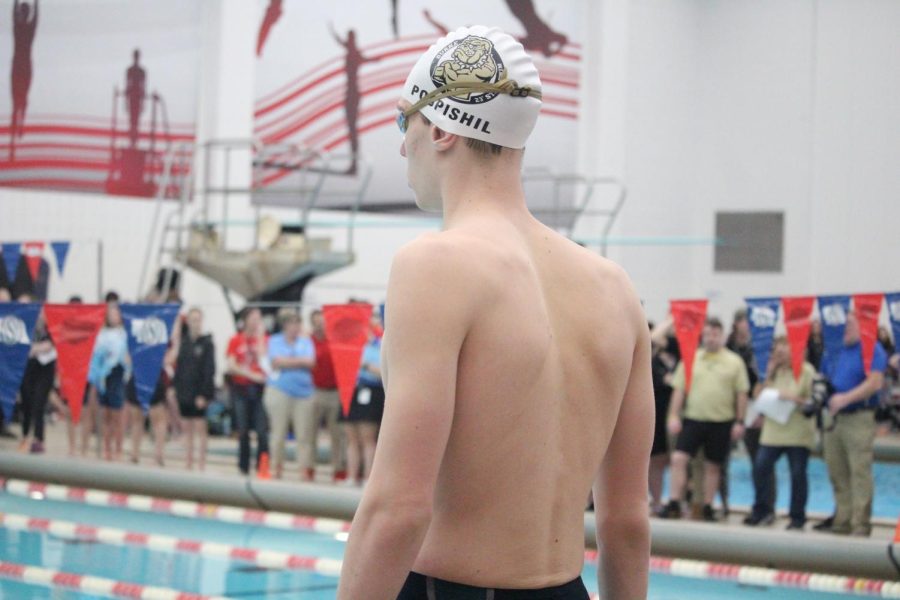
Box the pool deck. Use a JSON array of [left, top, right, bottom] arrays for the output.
[[2, 419, 897, 548]]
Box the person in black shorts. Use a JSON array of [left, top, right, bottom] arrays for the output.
[[18, 309, 55, 454], [173, 307, 215, 470], [649, 321, 678, 513], [90, 301, 131, 462], [660, 317, 750, 521], [339, 315, 384, 486]]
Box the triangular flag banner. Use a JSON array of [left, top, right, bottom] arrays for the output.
[[0, 303, 41, 421], [817, 294, 851, 376], [44, 304, 106, 424], [51, 241, 71, 276], [745, 297, 780, 378], [323, 303, 372, 417], [1, 243, 21, 282], [781, 296, 815, 380], [886, 292, 900, 360], [121, 303, 180, 413], [852, 293, 883, 375], [22, 241, 45, 283], [670, 299, 708, 393]]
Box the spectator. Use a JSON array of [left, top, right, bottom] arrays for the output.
[[173, 307, 216, 471], [124, 376, 146, 463], [649, 318, 677, 513], [659, 317, 749, 521], [310, 309, 346, 481], [18, 308, 56, 454], [339, 314, 384, 486], [0, 287, 11, 302], [226, 307, 269, 476], [807, 318, 824, 372], [726, 307, 767, 515], [816, 311, 887, 536], [88, 301, 131, 461], [877, 326, 895, 358], [743, 337, 815, 529], [263, 307, 316, 480]]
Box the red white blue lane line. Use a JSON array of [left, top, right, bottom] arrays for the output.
[[5, 479, 900, 597], [0, 559, 228, 599]]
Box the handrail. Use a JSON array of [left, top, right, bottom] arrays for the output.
[[0, 453, 895, 581]]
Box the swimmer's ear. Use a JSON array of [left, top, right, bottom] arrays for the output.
[[429, 123, 458, 153]]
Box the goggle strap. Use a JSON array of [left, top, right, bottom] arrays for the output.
[[403, 78, 542, 118]]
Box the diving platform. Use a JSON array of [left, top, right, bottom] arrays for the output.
[[138, 140, 369, 306]]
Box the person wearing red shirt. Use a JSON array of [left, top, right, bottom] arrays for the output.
[[310, 309, 346, 481], [226, 307, 269, 475]]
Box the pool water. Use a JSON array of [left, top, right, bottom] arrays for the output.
[[0, 488, 882, 599], [686, 455, 900, 517]]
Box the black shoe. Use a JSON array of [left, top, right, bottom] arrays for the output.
[[702, 504, 718, 522], [786, 520, 805, 531], [658, 500, 682, 519], [812, 516, 834, 531], [743, 512, 775, 526]]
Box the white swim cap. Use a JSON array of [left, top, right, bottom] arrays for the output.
[[401, 25, 542, 149]]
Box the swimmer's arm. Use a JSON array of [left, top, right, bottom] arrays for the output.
[[338, 240, 472, 600], [593, 317, 652, 600]]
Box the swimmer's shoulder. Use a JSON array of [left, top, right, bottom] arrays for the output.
[[550, 233, 645, 331], [388, 231, 494, 300]]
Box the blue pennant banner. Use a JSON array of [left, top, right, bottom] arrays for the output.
[[120, 304, 180, 412], [51, 241, 71, 276], [1, 243, 21, 282], [745, 297, 781, 378], [817, 294, 851, 376]]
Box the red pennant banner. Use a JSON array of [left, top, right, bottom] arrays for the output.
[[22, 241, 45, 283], [670, 299, 708, 393], [853, 293, 883, 375], [43, 304, 106, 424], [323, 303, 373, 417], [781, 296, 815, 380]]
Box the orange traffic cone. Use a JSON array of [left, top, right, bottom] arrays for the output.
[[258, 451, 271, 480], [893, 516, 900, 543]]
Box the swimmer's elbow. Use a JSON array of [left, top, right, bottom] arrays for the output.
[[595, 511, 650, 552], [364, 487, 434, 527]]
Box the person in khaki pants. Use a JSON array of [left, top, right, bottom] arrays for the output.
[[263, 308, 316, 480], [310, 309, 346, 481], [820, 311, 887, 537]]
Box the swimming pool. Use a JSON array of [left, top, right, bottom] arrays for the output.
[[1, 484, 897, 599]]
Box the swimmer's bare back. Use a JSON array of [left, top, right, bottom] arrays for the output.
[[341, 208, 652, 599]]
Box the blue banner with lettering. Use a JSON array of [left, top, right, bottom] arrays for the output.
[[817, 294, 851, 376], [0, 303, 41, 420], [886, 292, 900, 359], [121, 304, 179, 412], [745, 297, 781, 378]]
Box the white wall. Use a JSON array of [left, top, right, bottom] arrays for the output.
[[620, 0, 900, 325]]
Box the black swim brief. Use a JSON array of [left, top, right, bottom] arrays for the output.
[[396, 572, 589, 600]]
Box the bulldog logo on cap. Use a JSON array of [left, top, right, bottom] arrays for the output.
[[430, 35, 506, 104]]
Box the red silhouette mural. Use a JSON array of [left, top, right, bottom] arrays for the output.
[[329, 25, 380, 175], [9, 0, 38, 161], [125, 49, 146, 149], [422, 8, 449, 36], [504, 0, 568, 58], [256, 0, 283, 57]]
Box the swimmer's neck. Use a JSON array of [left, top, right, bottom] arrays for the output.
[[439, 152, 530, 228]]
